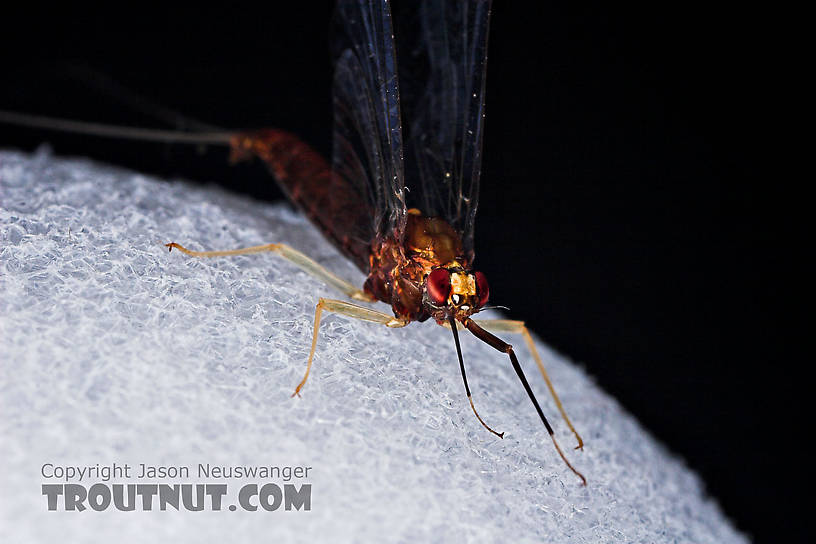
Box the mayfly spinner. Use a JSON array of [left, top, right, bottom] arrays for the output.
[[0, 0, 586, 484]]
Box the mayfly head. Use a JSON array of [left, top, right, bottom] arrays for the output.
[[423, 265, 489, 323]]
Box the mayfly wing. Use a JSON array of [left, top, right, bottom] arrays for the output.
[[331, 0, 407, 253], [398, 0, 492, 265]]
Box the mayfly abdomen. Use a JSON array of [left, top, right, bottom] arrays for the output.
[[230, 129, 372, 271]]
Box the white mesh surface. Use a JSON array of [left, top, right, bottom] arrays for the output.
[[0, 149, 746, 543]]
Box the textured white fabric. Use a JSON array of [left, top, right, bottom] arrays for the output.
[[0, 149, 746, 543]]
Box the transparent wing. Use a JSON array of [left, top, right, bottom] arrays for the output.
[[331, 0, 407, 250], [401, 0, 492, 264]]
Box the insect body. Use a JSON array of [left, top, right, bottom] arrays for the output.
[[1, 0, 587, 484], [176, 0, 588, 484]]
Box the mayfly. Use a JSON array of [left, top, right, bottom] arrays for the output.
[[0, 0, 586, 484]]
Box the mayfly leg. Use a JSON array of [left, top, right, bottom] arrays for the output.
[[165, 242, 376, 302], [473, 318, 584, 451], [462, 318, 586, 485], [447, 316, 505, 439], [294, 298, 408, 397], [165, 243, 401, 396]]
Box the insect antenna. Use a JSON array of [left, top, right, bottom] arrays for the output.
[[462, 318, 587, 485], [0, 110, 233, 146], [448, 315, 504, 439], [476, 305, 510, 312]]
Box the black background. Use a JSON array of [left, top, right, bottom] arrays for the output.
[[1, 3, 787, 541]]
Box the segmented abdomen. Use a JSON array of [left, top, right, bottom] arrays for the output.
[[230, 129, 373, 271]]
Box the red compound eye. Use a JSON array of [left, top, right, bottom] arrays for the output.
[[475, 271, 489, 308], [426, 268, 451, 305]]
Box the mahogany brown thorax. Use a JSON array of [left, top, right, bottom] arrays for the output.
[[364, 209, 488, 324]]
